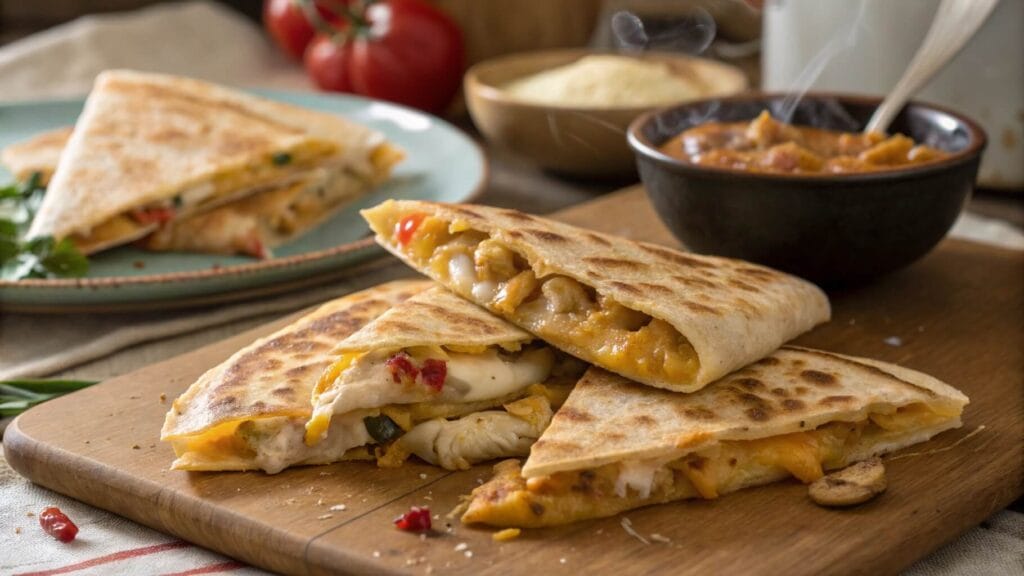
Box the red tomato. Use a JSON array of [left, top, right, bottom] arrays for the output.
[[304, 0, 464, 113], [263, 0, 340, 61], [263, 0, 316, 61]]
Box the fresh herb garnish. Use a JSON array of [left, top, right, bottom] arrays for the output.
[[272, 152, 293, 166], [0, 379, 98, 417], [0, 172, 89, 280]]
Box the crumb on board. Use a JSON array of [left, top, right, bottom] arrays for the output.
[[492, 528, 521, 542], [317, 498, 324, 506], [560, 558, 567, 564], [15, 527, 22, 534], [131, 444, 141, 450], [454, 542, 468, 552], [649, 533, 671, 544], [159, 393, 167, 403], [330, 504, 347, 512], [372, 550, 381, 558], [26, 512, 34, 517], [620, 517, 650, 545], [464, 551, 473, 559], [884, 336, 903, 347], [318, 513, 333, 520], [419, 473, 428, 480], [285, 498, 297, 505]]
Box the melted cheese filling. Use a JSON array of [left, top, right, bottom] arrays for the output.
[[305, 344, 555, 446], [461, 403, 958, 527], [380, 214, 699, 384], [71, 143, 338, 250]]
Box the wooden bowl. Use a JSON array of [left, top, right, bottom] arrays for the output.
[[464, 49, 748, 177]]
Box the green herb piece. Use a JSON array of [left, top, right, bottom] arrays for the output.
[[272, 152, 293, 166], [1, 235, 89, 280], [363, 414, 404, 444], [0, 379, 98, 417]]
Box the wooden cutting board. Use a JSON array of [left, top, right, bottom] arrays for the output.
[[6, 188, 1023, 576]]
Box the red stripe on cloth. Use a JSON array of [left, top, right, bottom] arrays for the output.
[[159, 561, 247, 576], [14, 541, 191, 576]]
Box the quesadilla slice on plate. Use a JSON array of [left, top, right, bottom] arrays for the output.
[[161, 279, 428, 474], [460, 347, 968, 527], [1, 126, 73, 184], [307, 286, 586, 470], [361, 200, 830, 393], [25, 70, 402, 256]]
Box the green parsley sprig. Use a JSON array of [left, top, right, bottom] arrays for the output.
[[0, 172, 89, 280]]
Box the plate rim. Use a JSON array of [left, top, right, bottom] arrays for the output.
[[0, 91, 488, 290]]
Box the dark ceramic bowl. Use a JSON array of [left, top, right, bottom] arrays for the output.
[[627, 93, 987, 286]]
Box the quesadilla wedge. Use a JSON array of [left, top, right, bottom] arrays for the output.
[[1, 126, 73, 184], [361, 200, 830, 393], [307, 286, 586, 470], [161, 279, 428, 474], [460, 347, 968, 527], [25, 70, 402, 255]]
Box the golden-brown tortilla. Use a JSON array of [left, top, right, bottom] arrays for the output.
[[160, 279, 429, 471], [0, 126, 73, 183], [460, 348, 968, 527], [362, 200, 830, 393], [27, 70, 398, 253]]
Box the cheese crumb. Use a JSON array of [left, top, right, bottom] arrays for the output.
[[884, 336, 903, 347], [419, 473, 428, 480], [317, 514, 333, 520], [620, 517, 650, 545], [454, 542, 469, 552], [649, 533, 672, 544], [464, 551, 473, 559], [330, 504, 347, 512], [492, 528, 521, 542], [560, 558, 567, 564], [373, 550, 381, 558]]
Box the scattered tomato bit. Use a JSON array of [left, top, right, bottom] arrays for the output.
[[39, 507, 78, 542], [492, 528, 521, 542], [386, 352, 419, 384], [420, 359, 447, 392], [394, 506, 431, 532], [396, 213, 426, 246]]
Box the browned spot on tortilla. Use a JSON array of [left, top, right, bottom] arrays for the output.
[[687, 457, 707, 471], [819, 395, 854, 405], [586, 270, 605, 280], [506, 230, 525, 240], [730, 279, 761, 292], [583, 256, 645, 270], [634, 414, 656, 426], [557, 407, 593, 422], [640, 244, 715, 268], [609, 281, 642, 295], [501, 209, 534, 221], [638, 282, 674, 295], [526, 229, 568, 243], [271, 387, 293, 398], [585, 232, 612, 246], [770, 387, 789, 397], [681, 406, 716, 420], [604, 432, 626, 441], [529, 501, 545, 516], [745, 407, 770, 421], [737, 266, 777, 280], [801, 370, 837, 387], [452, 206, 481, 218], [685, 302, 719, 315], [782, 398, 805, 411], [757, 356, 781, 367], [285, 365, 314, 379], [728, 458, 738, 467], [251, 400, 267, 411], [673, 275, 717, 289], [795, 386, 810, 396], [735, 377, 765, 391]]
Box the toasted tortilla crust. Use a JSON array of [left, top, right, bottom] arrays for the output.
[[335, 285, 533, 353], [0, 126, 72, 183], [363, 200, 831, 392], [522, 347, 968, 478], [28, 70, 389, 244], [161, 279, 430, 441]]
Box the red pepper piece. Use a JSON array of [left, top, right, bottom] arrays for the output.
[[394, 506, 431, 532], [395, 213, 426, 246], [420, 359, 447, 392], [39, 507, 78, 543], [386, 352, 419, 384], [130, 206, 176, 225]]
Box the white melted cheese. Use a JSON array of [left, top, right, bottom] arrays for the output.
[[448, 253, 476, 292], [614, 458, 663, 499], [321, 347, 554, 417], [248, 412, 372, 474]]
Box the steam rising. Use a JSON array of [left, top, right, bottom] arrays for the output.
[[612, 9, 717, 55]]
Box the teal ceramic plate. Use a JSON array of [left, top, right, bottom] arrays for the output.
[[0, 91, 486, 312]]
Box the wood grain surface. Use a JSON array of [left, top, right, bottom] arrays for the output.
[[5, 188, 1023, 575]]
